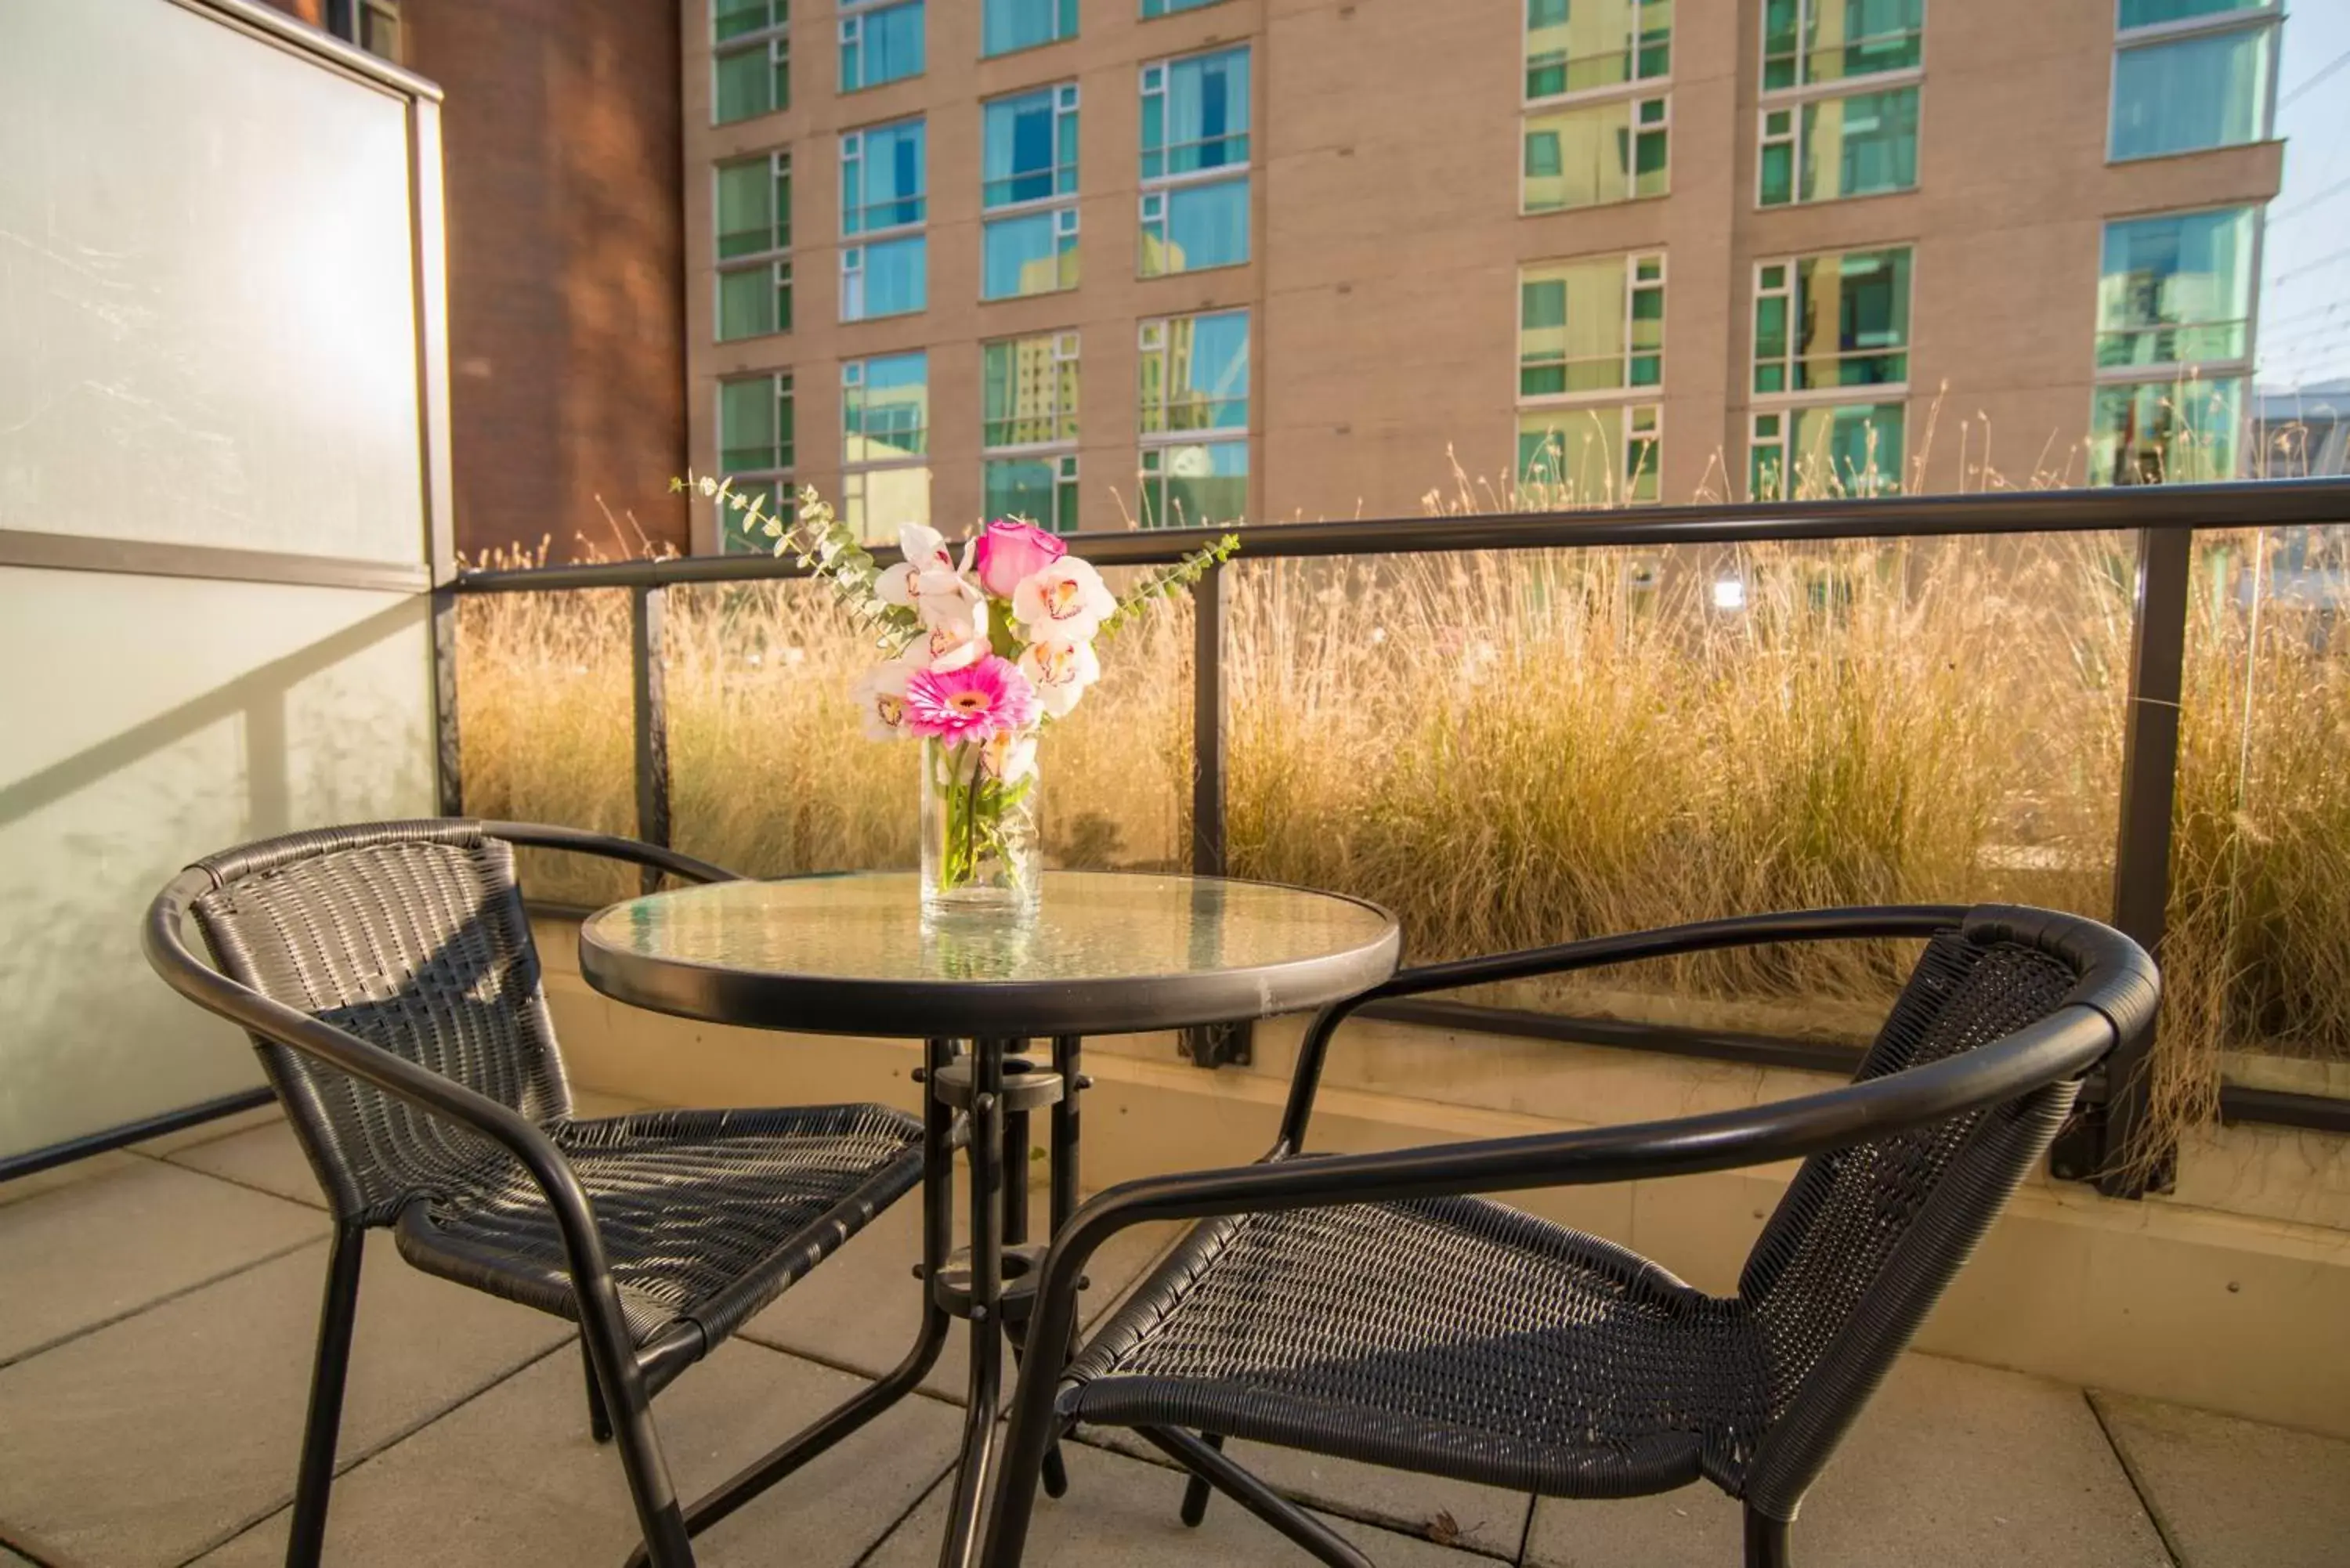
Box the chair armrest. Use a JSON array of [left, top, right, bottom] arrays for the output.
[[1274, 905, 1968, 1153], [481, 820, 741, 887], [143, 870, 624, 1319]]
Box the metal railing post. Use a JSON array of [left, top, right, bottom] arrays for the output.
[[1184, 562, 1249, 1068], [432, 586, 463, 818], [2066, 523, 2193, 1196], [631, 583, 673, 894]]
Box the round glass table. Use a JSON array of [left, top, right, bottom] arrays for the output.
[[577, 870, 1399, 1568]]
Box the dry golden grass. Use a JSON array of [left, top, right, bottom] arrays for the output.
[[455, 482, 2350, 1172]]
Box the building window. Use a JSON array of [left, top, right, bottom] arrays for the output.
[[1518, 404, 1662, 504], [840, 0, 924, 93], [2110, 0, 2276, 163], [843, 352, 929, 541], [714, 0, 790, 124], [717, 374, 794, 553], [1516, 253, 1663, 505], [1748, 404, 1908, 500], [1143, 0, 1226, 15], [715, 152, 791, 342], [983, 84, 1080, 301], [1749, 246, 1911, 498], [1139, 47, 1251, 277], [983, 333, 1081, 533], [1522, 98, 1669, 214], [1137, 311, 1249, 527], [985, 0, 1077, 57], [841, 118, 926, 321], [2091, 206, 2255, 484], [1524, 0, 1670, 99], [1519, 253, 1664, 397], [1758, 85, 1918, 206], [327, 0, 402, 61], [1520, 0, 1671, 214], [1763, 0, 1924, 89], [1757, 0, 1921, 207]]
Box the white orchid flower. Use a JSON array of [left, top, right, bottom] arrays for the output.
[[980, 729, 1038, 784], [900, 613, 990, 674], [1010, 555, 1115, 642], [852, 663, 913, 741], [879, 523, 960, 608], [1016, 638, 1101, 718], [899, 522, 952, 571]]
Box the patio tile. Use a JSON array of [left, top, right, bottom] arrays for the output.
[[740, 1190, 1180, 1403], [1, 1545, 35, 1566], [168, 1119, 327, 1209], [0, 1159, 325, 1364], [2091, 1390, 2350, 1568], [0, 1148, 146, 1210], [191, 1342, 963, 1568], [0, 1232, 569, 1568], [130, 1102, 284, 1156], [1524, 1353, 2169, 1568], [864, 1440, 1502, 1566]]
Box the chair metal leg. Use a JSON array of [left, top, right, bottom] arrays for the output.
[[591, 1330, 694, 1568], [285, 1222, 365, 1568], [585, 1336, 614, 1444], [1744, 1505, 1792, 1568], [1178, 1433, 1224, 1526], [1136, 1427, 1371, 1568]]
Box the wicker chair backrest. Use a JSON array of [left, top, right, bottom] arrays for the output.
[[187, 820, 571, 1224], [1733, 920, 2096, 1513]]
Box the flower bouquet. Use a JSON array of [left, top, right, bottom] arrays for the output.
[[679, 477, 1236, 916]]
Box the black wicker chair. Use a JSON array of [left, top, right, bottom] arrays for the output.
[[979, 905, 2158, 1568], [143, 820, 947, 1568]]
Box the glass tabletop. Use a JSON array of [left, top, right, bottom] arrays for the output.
[[577, 871, 1400, 1038]]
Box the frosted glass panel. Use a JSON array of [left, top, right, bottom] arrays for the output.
[[0, 569, 435, 1158], [0, 0, 425, 563]]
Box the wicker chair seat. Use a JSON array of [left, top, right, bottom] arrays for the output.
[[396, 1104, 925, 1348], [1061, 1194, 1770, 1500]]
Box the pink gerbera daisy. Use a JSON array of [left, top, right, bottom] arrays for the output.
[[902, 655, 1040, 744]]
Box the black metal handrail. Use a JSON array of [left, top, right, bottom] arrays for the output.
[[431, 478, 2350, 1194]]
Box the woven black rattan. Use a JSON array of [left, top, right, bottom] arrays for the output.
[[981, 905, 2159, 1568], [145, 820, 937, 1568]]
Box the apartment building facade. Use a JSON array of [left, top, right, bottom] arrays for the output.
[[682, 0, 2285, 550]]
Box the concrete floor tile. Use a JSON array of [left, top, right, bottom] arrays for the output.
[[1525, 1353, 2170, 1568], [0, 1544, 35, 1566], [130, 1103, 284, 1156], [0, 1233, 569, 1568], [0, 1160, 325, 1364], [1213, 1440, 1530, 1559], [167, 1121, 327, 1209], [2092, 1391, 2350, 1568], [739, 1192, 1179, 1403], [865, 1441, 1502, 1566], [0, 1149, 146, 1210], [190, 1342, 964, 1568]]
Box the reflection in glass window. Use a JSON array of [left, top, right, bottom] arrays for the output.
[[1752, 248, 1911, 395], [1759, 85, 1917, 205], [1517, 403, 1661, 505], [1523, 98, 1668, 212], [983, 334, 1080, 450], [718, 373, 794, 554], [840, 0, 924, 93], [1138, 310, 1249, 434], [842, 118, 927, 235], [843, 352, 930, 541], [1748, 403, 1907, 500], [715, 153, 791, 342], [984, 0, 1076, 56], [1139, 48, 1251, 276], [1762, 0, 1924, 90], [1139, 181, 1249, 277], [2110, 23, 2272, 161], [2097, 208, 2256, 370], [982, 85, 1080, 299], [841, 235, 926, 321], [1139, 442, 1248, 529], [985, 455, 1080, 533], [1524, 0, 1672, 100], [1519, 254, 1665, 397], [2089, 378, 2243, 485], [713, 0, 789, 125]]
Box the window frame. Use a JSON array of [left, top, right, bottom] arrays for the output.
[[1137, 48, 1253, 277], [2088, 198, 2261, 486], [841, 352, 932, 543], [714, 371, 795, 551], [1761, 0, 1927, 93], [1746, 401, 1912, 501], [982, 0, 1079, 59], [712, 27, 790, 125], [1515, 251, 1667, 406], [1516, 401, 1664, 505], [838, 0, 925, 94], [1755, 81, 1922, 208], [1749, 246, 1916, 400], [983, 82, 1081, 215], [2106, 0, 2279, 164], [841, 116, 927, 238], [1137, 309, 1252, 441], [982, 331, 1083, 453], [1521, 0, 1673, 109], [1519, 94, 1672, 216]]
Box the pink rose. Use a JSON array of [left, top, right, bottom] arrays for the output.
[[971, 518, 1067, 601]]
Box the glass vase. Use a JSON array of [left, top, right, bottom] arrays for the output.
[[920, 733, 1042, 917]]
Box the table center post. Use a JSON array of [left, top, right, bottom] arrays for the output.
[[938, 1035, 1010, 1568]]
